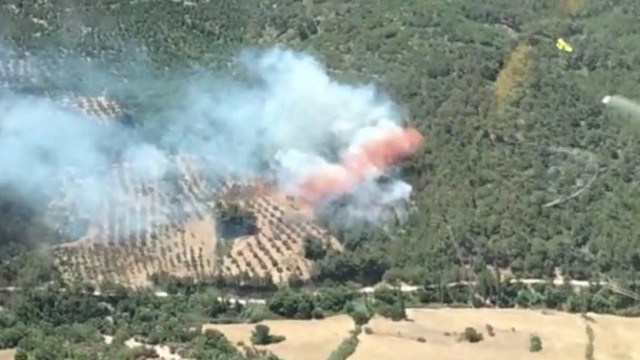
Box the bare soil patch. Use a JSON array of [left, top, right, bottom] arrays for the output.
[[0, 349, 15, 360]]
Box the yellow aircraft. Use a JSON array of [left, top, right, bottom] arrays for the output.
[[555, 38, 573, 52]]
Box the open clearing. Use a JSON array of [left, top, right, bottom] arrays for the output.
[[0, 349, 15, 360], [212, 309, 640, 360], [354, 308, 640, 360], [205, 315, 354, 360]]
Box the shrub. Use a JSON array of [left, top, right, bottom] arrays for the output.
[[327, 335, 358, 360], [459, 327, 483, 343], [389, 304, 407, 321], [14, 349, 28, 360], [363, 327, 373, 335], [529, 334, 542, 352], [303, 235, 327, 261], [585, 325, 594, 360], [416, 336, 426, 343], [250, 324, 285, 345], [312, 308, 325, 319], [485, 324, 495, 337], [349, 308, 371, 326]]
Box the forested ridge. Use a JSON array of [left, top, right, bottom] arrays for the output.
[[1, 0, 640, 358]]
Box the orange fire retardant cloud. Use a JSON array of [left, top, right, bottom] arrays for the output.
[[296, 127, 424, 205]]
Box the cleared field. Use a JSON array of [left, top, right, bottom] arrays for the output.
[[354, 308, 639, 360], [205, 315, 354, 360], [211, 309, 640, 360], [0, 349, 15, 360]]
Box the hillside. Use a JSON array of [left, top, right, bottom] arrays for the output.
[[53, 169, 342, 286], [1, 0, 640, 290], [2, 0, 640, 359]]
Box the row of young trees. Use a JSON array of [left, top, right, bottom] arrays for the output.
[[147, 269, 640, 321]]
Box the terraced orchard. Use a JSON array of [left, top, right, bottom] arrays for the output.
[[0, 51, 343, 288], [216, 183, 342, 284], [51, 153, 221, 286], [45, 121, 342, 287], [53, 94, 130, 124], [53, 167, 342, 286]]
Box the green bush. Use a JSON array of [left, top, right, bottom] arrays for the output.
[[459, 327, 483, 343], [529, 334, 542, 352], [250, 324, 285, 345], [327, 335, 359, 360], [349, 309, 370, 326], [303, 235, 327, 261], [13, 348, 27, 360], [312, 308, 325, 319]]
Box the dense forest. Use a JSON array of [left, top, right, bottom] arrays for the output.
[[2, 0, 640, 357]]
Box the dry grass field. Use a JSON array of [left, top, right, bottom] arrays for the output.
[[210, 308, 640, 360], [204, 315, 354, 360], [354, 308, 640, 360]]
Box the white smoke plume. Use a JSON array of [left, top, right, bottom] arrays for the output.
[[603, 94, 640, 119], [0, 44, 416, 239]]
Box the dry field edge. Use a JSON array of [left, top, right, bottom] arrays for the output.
[[209, 308, 640, 360]]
